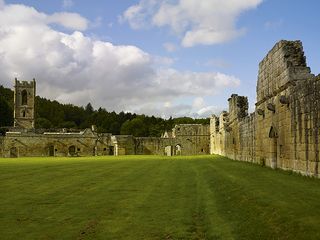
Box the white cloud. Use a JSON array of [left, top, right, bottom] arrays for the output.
[[205, 58, 230, 69], [196, 105, 223, 118], [0, 4, 88, 31], [122, 0, 263, 47], [135, 98, 225, 118], [0, 2, 240, 117], [120, 0, 158, 29], [47, 12, 88, 31], [152, 56, 175, 66], [192, 97, 205, 109], [62, 0, 74, 9], [163, 42, 177, 52], [182, 28, 246, 47], [0, 0, 4, 9]]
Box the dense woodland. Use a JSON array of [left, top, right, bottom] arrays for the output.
[[0, 85, 209, 137]]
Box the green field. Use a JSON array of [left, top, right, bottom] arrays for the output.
[[0, 155, 319, 240]]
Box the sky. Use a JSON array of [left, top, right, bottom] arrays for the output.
[[0, 0, 319, 118]]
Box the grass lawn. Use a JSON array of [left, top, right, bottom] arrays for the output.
[[0, 155, 319, 240]]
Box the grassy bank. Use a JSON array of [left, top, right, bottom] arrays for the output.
[[0, 155, 319, 239]]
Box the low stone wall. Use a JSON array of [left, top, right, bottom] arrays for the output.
[[1, 130, 112, 157], [0, 124, 210, 158], [134, 124, 210, 156]]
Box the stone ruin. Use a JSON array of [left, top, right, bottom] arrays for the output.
[[0, 40, 319, 177], [210, 40, 320, 176], [0, 78, 209, 157]]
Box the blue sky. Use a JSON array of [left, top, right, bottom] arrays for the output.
[[0, 0, 319, 117]]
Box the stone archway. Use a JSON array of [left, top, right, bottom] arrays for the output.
[[109, 146, 114, 156], [10, 147, 18, 158], [68, 145, 76, 156], [175, 144, 182, 156], [48, 145, 55, 156]]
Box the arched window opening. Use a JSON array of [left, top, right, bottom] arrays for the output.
[[21, 90, 28, 105], [48, 145, 54, 156], [175, 144, 182, 156], [10, 147, 18, 158], [68, 145, 76, 156], [269, 126, 278, 138]]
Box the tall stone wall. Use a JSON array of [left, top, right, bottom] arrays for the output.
[[210, 40, 320, 177], [238, 114, 255, 162], [288, 75, 320, 175], [210, 97, 255, 162]]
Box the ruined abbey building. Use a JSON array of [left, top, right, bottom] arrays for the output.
[[0, 78, 209, 157], [210, 40, 320, 177], [0, 40, 319, 177]]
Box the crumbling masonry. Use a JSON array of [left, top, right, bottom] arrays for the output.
[[210, 40, 320, 176]]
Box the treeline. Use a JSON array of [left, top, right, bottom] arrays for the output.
[[0, 85, 209, 137]]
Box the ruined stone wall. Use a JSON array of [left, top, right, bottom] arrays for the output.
[[210, 97, 255, 162], [135, 135, 210, 156], [255, 40, 318, 174], [0, 136, 4, 156], [210, 112, 228, 155], [210, 40, 320, 176], [173, 124, 210, 155], [237, 114, 255, 162], [135, 137, 167, 155], [1, 130, 113, 157], [288, 75, 320, 175], [0, 124, 210, 158], [135, 124, 210, 156], [111, 135, 135, 155]]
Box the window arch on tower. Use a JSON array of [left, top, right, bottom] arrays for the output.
[[21, 90, 28, 105]]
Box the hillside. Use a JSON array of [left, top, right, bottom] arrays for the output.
[[0, 85, 209, 136]]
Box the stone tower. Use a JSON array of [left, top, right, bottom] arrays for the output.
[[14, 78, 36, 129], [228, 94, 249, 121]]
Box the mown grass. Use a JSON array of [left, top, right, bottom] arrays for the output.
[[0, 155, 319, 240]]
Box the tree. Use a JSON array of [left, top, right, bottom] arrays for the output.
[[35, 118, 52, 129], [85, 102, 94, 114], [120, 117, 148, 136], [0, 85, 210, 135], [0, 96, 13, 127], [61, 121, 77, 129]]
